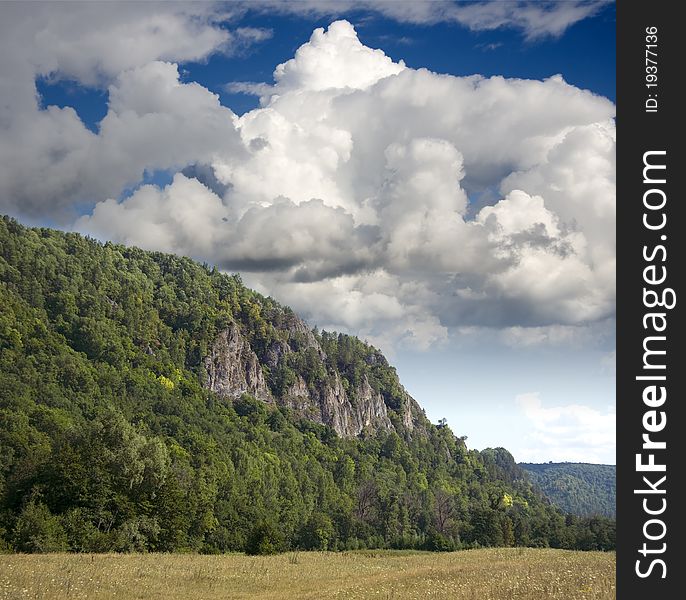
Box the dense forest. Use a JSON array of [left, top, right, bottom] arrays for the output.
[[0, 216, 615, 554], [520, 463, 616, 518]]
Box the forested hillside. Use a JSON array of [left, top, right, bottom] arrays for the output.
[[0, 216, 614, 553], [520, 463, 616, 518]]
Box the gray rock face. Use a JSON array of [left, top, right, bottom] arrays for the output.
[[265, 340, 290, 369], [204, 323, 271, 401], [278, 372, 392, 437], [320, 373, 393, 437], [282, 313, 326, 359], [351, 375, 393, 434], [399, 393, 426, 434], [204, 320, 424, 439], [282, 375, 320, 421]]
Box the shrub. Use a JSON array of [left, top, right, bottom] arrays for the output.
[[13, 501, 68, 553], [245, 522, 285, 555], [424, 529, 456, 552]]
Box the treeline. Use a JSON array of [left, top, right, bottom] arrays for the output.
[[0, 217, 615, 553], [520, 463, 616, 518]]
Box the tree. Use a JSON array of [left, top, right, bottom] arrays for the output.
[[299, 513, 335, 551], [356, 480, 378, 522], [433, 488, 455, 535]]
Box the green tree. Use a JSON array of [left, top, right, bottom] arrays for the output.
[[299, 513, 335, 551]]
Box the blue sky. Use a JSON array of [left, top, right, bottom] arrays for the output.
[[2, 1, 616, 463]]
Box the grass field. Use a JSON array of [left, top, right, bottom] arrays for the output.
[[0, 548, 615, 600]]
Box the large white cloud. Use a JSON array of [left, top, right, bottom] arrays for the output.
[[0, 9, 615, 349], [77, 20, 615, 344]]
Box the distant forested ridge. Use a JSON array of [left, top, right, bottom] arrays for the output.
[[520, 463, 616, 518], [0, 216, 614, 553]]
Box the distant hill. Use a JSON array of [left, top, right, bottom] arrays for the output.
[[520, 463, 616, 518]]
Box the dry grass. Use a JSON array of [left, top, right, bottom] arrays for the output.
[[0, 548, 615, 600]]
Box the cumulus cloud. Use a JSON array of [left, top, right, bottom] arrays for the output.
[[76, 173, 378, 277], [80, 20, 614, 345], [515, 393, 615, 463], [1, 10, 615, 350], [0, 3, 234, 108], [252, 272, 450, 352], [1, 59, 243, 221], [273, 19, 405, 93]]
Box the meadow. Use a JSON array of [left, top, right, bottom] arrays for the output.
[[1, 548, 615, 600]]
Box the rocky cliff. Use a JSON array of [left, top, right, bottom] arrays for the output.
[[203, 314, 426, 438], [204, 323, 272, 401]]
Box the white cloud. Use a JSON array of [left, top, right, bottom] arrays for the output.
[[1, 11, 616, 352], [250, 271, 450, 352], [478, 190, 560, 238], [273, 19, 405, 93], [441, 0, 612, 40], [0, 58, 243, 221], [225, 81, 275, 96], [228, 19, 404, 101], [258, 1, 612, 40], [75, 174, 228, 257], [1, 3, 232, 93], [515, 392, 615, 463], [233, 27, 274, 48]]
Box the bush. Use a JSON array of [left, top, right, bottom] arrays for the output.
[[245, 522, 285, 555], [424, 529, 456, 552], [13, 501, 68, 552]]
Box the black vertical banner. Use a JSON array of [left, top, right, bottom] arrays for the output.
[[617, 2, 684, 598]]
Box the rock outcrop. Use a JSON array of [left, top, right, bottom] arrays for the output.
[[286, 372, 393, 437], [204, 323, 272, 401], [400, 393, 425, 433], [272, 370, 394, 437], [204, 317, 426, 439]]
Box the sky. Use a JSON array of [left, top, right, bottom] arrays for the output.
[[0, 1, 616, 464]]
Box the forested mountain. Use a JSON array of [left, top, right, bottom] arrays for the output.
[[0, 216, 614, 553], [520, 463, 616, 518]]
